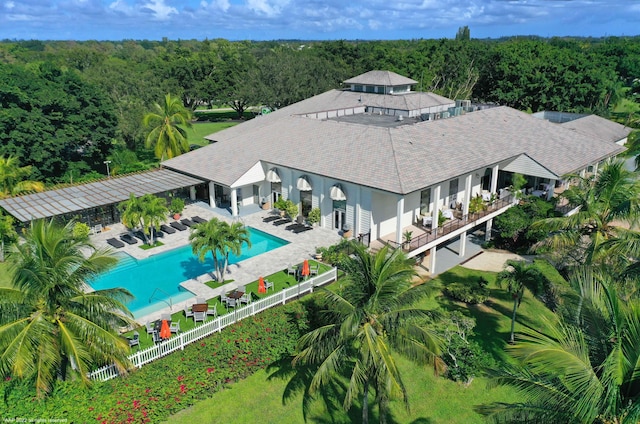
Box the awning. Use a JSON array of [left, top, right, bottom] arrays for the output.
[[265, 168, 281, 183], [330, 184, 347, 201], [297, 176, 312, 191], [0, 169, 205, 222]]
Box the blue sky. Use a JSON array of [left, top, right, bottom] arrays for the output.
[[1, 0, 639, 41]]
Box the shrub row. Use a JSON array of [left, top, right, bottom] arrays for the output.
[[0, 302, 309, 423], [443, 277, 490, 304]]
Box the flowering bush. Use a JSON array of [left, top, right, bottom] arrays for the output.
[[0, 302, 309, 423]]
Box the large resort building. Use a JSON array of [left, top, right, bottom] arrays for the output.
[[0, 70, 632, 275], [162, 70, 631, 273]]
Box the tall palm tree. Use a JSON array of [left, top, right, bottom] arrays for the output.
[[531, 160, 640, 267], [221, 221, 251, 277], [0, 220, 134, 397], [143, 94, 192, 160], [477, 269, 640, 423], [189, 218, 228, 282], [118, 193, 168, 245], [496, 260, 548, 344], [289, 243, 443, 424], [0, 155, 44, 199]]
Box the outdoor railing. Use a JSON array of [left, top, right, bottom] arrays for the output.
[[88, 267, 338, 382], [387, 195, 514, 252]]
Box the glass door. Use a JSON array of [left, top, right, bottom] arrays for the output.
[[333, 200, 346, 230]]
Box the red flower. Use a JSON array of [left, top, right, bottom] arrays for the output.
[[177, 375, 184, 381], [4, 376, 11, 381], [201, 342, 205, 347], [180, 384, 186, 393], [245, 338, 249, 342], [207, 367, 215, 373], [133, 400, 140, 409], [145, 388, 150, 393]]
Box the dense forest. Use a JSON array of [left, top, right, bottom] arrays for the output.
[[1, 36, 639, 184]]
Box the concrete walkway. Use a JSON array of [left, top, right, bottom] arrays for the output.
[[90, 202, 342, 326]]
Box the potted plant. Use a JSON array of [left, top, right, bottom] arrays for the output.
[[170, 197, 185, 220], [261, 197, 271, 210], [342, 223, 353, 238], [402, 230, 413, 249], [314, 247, 323, 261], [308, 207, 321, 226], [273, 197, 287, 217], [468, 195, 486, 215], [284, 199, 299, 220]]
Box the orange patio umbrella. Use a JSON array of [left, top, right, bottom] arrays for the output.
[[301, 259, 310, 279], [159, 319, 171, 340], [258, 276, 266, 294]]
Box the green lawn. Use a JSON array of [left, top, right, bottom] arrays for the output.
[[188, 121, 238, 147], [164, 262, 561, 423]]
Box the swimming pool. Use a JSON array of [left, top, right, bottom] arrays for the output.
[[89, 227, 288, 318]]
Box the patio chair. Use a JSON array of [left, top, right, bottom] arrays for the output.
[[193, 311, 206, 323], [128, 331, 140, 349], [145, 321, 155, 334], [264, 279, 274, 291], [239, 291, 251, 305], [161, 313, 171, 321], [220, 293, 230, 306], [206, 304, 217, 318], [310, 265, 319, 276], [170, 321, 180, 334], [287, 264, 297, 276], [183, 306, 194, 319], [91, 224, 103, 235], [106, 238, 125, 248], [226, 298, 237, 309], [196, 297, 206, 304]]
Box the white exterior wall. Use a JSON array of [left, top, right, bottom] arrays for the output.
[[371, 191, 398, 240]]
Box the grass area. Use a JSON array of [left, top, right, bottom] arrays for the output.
[[139, 241, 164, 250], [165, 262, 562, 423], [126, 260, 330, 350], [188, 121, 238, 147]]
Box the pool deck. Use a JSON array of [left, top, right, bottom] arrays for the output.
[[90, 202, 342, 326]]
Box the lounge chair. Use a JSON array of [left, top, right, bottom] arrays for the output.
[[170, 221, 188, 231], [106, 238, 125, 248], [192, 216, 207, 224], [181, 218, 195, 227], [133, 230, 146, 242], [285, 223, 304, 231], [292, 225, 313, 234], [120, 233, 137, 245], [273, 218, 292, 226], [263, 215, 280, 223], [160, 224, 176, 234]]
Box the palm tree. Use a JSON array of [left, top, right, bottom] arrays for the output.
[[189, 218, 228, 282], [0, 155, 44, 199], [118, 193, 168, 245], [477, 269, 640, 423], [496, 260, 548, 344], [531, 160, 640, 267], [221, 221, 251, 277], [289, 243, 443, 423], [0, 212, 17, 262], [143, 94, 192, 160], [0, 219, 134, 397]]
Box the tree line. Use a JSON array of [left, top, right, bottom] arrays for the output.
[[1, 36, 639, 185]]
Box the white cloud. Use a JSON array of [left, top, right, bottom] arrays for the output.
[[141, 0, 178, 20]]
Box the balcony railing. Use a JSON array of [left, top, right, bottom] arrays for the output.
[[388, 195, 514, 252]]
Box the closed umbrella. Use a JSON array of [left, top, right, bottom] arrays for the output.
[[258, 276, 266, 294], [301, 259, 310, 279], [160, 319, 171, 339]]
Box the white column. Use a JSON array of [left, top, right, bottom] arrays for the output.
[[208, 182, 216, 208], [395, 196, 404, 245], [355, 186, 361, 237], [319, 178, 325, 228], [485, 219, 493, 241], [231, 188, 238, 216], [190, 186, 196, 201], [431, 184, 441, 234], [547, 179, 556, 201], [429, 246, 437, 275], [289, 170, 295, 201], [490, 164, 499, 194], [459, 230, 467, 257], [463, 174, 472, 218]]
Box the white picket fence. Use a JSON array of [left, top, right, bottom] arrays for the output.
[[89, 267, 338, 382]]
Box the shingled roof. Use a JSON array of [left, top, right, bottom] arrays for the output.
[[343, 70, 418, 86]]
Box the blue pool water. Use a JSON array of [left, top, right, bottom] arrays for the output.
[[89, 227, 288, 318]]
